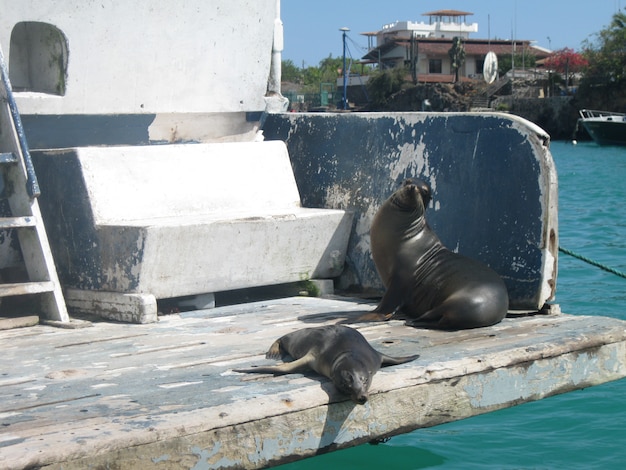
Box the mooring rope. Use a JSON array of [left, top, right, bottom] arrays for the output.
[[559, 246, 626, 279]]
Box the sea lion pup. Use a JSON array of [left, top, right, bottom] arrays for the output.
[[368, 178, 509, 329], [234, 324, 419, 404]]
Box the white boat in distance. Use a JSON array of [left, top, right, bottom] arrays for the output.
[[578, 109, 626, 146]]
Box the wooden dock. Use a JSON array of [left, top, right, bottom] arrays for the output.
[[2, 296, 626, 469]]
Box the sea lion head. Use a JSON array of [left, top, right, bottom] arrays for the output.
[[390, 178, 432, 214], [332, 359, 373, 404]]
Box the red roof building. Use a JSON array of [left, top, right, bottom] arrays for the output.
[[361, 11, 550, 82]]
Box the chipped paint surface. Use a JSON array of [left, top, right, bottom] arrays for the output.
[[263, 112, 556, 310], [464, 343, 626, 410], [388, 140, 430, 181], [2, 298, 626, 469]]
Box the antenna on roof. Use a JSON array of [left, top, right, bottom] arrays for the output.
[[484, 14, 497, 84]]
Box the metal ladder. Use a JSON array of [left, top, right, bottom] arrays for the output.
[[0, 44, 68, 323]]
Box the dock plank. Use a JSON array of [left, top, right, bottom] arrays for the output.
[[1, 296, 625, 469]]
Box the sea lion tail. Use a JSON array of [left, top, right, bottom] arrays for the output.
[[380, 353, 420, 366]]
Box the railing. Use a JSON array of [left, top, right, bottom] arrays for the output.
[[579, 109, 626, 119], [0, 45, 40, 198]]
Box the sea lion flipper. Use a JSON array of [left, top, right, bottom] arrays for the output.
[[265, 339, 282, 359], [234, 352, 316, 375], [373, 291, 400, 315], [373, 271, 408, 315], [353, 312, 393, 322], [352, 280, 404, 322], [267, 352, 316, 374], [380, 353, 419, 367]]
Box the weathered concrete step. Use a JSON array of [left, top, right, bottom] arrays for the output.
[[32, 141, 353, 322]]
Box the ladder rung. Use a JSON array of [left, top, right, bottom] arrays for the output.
[[0, 281, 55, 298], [0, 216, 37, 229], [0, 152, 18, 164]]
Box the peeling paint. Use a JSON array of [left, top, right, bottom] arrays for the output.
[[354, 204, 378, 256], [325, 183, 352, 209], [152, 454, 170, 464], [190, 443, 241, 470], [463, 346, 621, 410], [465, 363, 554, 409], [388, 140, 428, 181], [250, 430, 318, 466], [263, 111, 557, 310]]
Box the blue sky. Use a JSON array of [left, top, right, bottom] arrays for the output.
[[281, 0, 624, 67]]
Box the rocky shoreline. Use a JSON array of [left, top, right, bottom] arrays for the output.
[[363, 78, 626, 141], [284, 77, 626, 142]]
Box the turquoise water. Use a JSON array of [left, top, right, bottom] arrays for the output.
[[280, 140, 626, 469]]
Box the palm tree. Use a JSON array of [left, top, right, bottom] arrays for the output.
[[448, 37, 465, 83]]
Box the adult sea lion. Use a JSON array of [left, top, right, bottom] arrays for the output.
[[234, 324, 418, 404], [368, 178, 509, 329]]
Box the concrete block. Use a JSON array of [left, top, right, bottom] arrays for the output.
[[32, 140, 353, 320], [65, 289, 158, 324]]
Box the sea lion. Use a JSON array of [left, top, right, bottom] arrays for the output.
[[368, 178, 509, 329], [234, 324, 418, 404]]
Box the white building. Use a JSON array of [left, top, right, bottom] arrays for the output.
[[362, 9, 549, 82], [378, 10, 477, 41]]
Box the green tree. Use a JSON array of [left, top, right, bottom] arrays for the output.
[[281, 59, 302, 83], [448, 37, 465, 83], [281, 55, 373, 106], [366, 66, 406, 108], [293, 55, 343, 93], [302, 66, 322, 90], [497, 51, 536, 76], [318, 55, 344, 83], [581, 11, 626, 86]]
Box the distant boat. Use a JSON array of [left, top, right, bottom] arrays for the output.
[[577, 109, 626, 146]]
